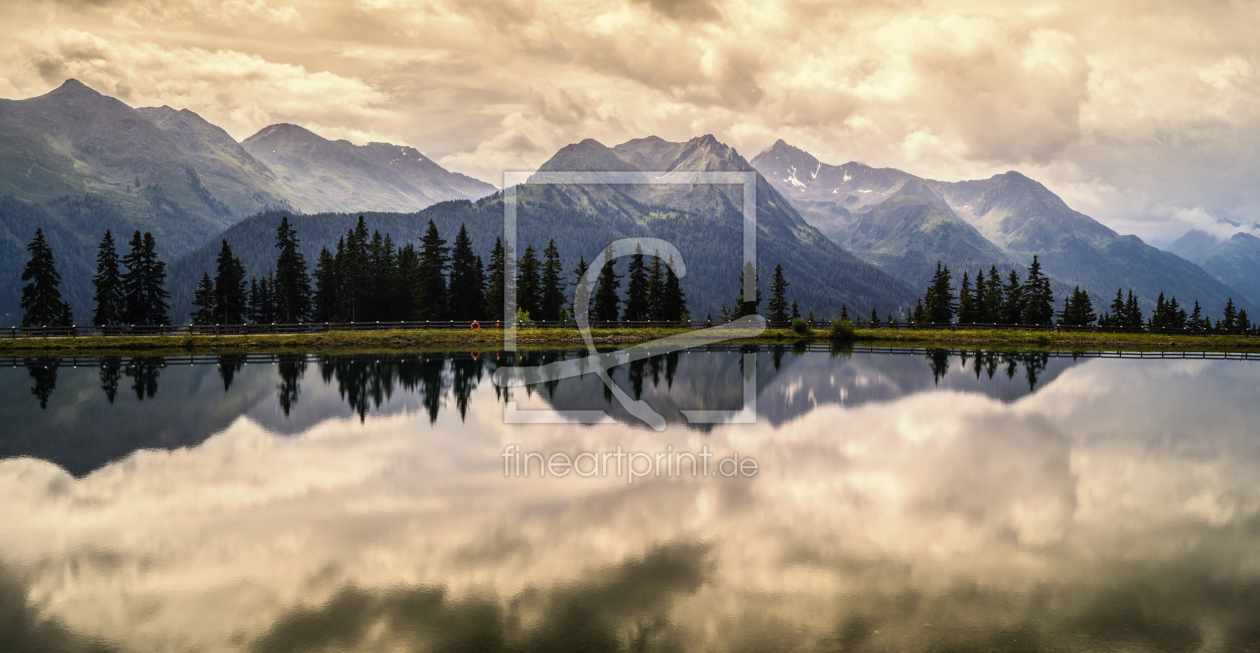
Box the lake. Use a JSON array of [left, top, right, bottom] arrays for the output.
[[1, 346, 1258, 652]]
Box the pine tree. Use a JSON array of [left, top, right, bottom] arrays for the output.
[[191, 273, 216, 325], [838, 303, 847, 321], [1222, 298, 1238, 333], [91, 230, 123, 326], [623, 244, 651, 322], [311, 247, 338, 322], [538, 239, 566, 322], [1001, 269, 1024, 324], [725, 262, 761, 319], [393, 243, 420, 320], [911, 297, 925, 324], [792, 300, 801, 320], [1188, 301, 1205, 334], [273, 216, 311, 323], [1058, 286, 1096, 326], [983, 265, 1004, 323], [870, 307, 880, 325], [1022, 255, 1054, 325], [121, 231, 169, 326], [661, 255, 687, 322], [336, 217, 373, 322], [971, 268, 987, 322], [369, 231, 395, 321], [515, 244, 541, 321], [923, 262, 955, 323], [484, 238, 511, 322], [569, 255, 591, 320], [20, 228, 70, 327], [646, 253, 665, 321], [592, 248, 622, 323], [768, 263, 790, 323], [414, 221, 450, 321], [449, 224, 486, 320], [213, 239, 247, 324], [956, 271, 974, 324], [1124, 290, 1143, 329], [248, 271, 277, 323], [1239, 309, 1252, 334]]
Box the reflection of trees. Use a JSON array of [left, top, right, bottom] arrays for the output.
[[276, 354, 306, 417], [126, 358, 162, 401], [218, 354, 246, 392], [953, 350, 1056, 391], [99, 357, 121, 404], [24, 358, 58, 409], [317, 354, 482, 424]]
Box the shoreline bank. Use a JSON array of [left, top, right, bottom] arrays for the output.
[[1, 326, 1259, 355]]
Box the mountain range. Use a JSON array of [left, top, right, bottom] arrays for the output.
[[1, 79, 1253, 323], [751, 140, 1250, 316], [166, 135, 920, 321], [1165, 229, 1260, 307], [0, 80, 494, 322]]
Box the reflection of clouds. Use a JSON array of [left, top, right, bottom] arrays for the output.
[[1, 357, 1259, 650]]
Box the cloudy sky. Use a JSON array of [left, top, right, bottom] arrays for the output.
[[2, 0, 1258, 242]]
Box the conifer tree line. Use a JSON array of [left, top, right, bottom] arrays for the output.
[[191, 217, 690, 325], [892, 255, 1255, 333], [18, 228, 170, 327]]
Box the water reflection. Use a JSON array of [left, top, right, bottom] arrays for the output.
[[1, 349, 1259, 652], [1, 348, 1083, 475]]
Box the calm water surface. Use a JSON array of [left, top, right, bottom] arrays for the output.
[[1, 348, 1258, 652]]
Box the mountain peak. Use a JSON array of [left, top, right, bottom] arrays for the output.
[[51, 79, 100, 96]]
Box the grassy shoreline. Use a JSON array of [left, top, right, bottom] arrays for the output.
[[1, 326, 1258, 355]]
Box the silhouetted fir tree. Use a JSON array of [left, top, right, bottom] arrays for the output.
[[1058, 286, 1096, 326], [1124, 290, 1143, 328], [273, 216, 312, 323], [646, 253, 665, 320], [191, 273, 216, 325], [484, 238, 506, 321], [369, 231, 395, 320], [768, 263, 790, 323], [982, 265, 1004, 323], [248, 271, 277, 323], [839, 303, 847, 321], [122, 231, 169, 325], [539, 238, 566, 321], [1099, 288, 1126, 328], [92, 230, 124, 326], [1001, 269, 1024, 324], [1222, 298, 1238, 333], [724, 262, 761, 319], [449, 225, 486, 320], [971, 268, 987, 322], [870, 307, 880, 325], [792, 300, 800, 320], [911, 297, 925, 324], [1239, 309, 1251, 334], [20, 228, 70, 327], [213, 239, 247, 324], [956, 271, 975, 323], [1188, 301, 1206, 333], [623, 244, 651, 322], [923, 262, 955, 323], [570, 255, 591, 319], [515, 244, 541, 320], [592, 248, 622, 323], [336, 218, 373, 322], [390, 243, 419, 320], [1022, 256, 1054, 325], [311, 246, 337, 322], [661, 255, 687, 322]]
